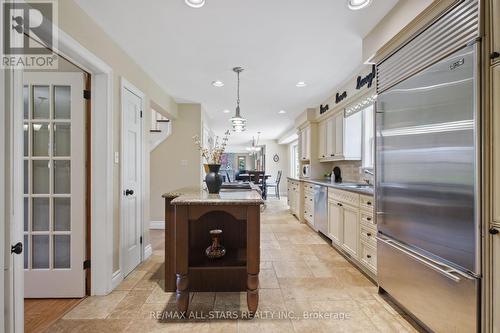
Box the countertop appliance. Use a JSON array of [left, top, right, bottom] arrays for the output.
[[302, 164, 310, 178], [375, 1, 480, 332], [314, 185, 328, 236]]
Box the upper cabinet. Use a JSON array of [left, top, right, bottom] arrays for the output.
[[319, 111, 362, 162], [318, 121, 327, 159], [299, 125, 311, 161], [492, 0, 500, 64]]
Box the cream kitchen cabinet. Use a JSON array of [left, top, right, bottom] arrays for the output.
[[328, 199, 343, 245], [492, 226, 500, 333], [287, 179, 301, 217], [492, 0, 500, 64], [318, 120, 327, 159], [320, 110, 362, 162], [341, 203, 359, 257], [299, 126, 311, 161]]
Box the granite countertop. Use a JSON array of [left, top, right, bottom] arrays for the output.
[[287, 176, 374, 196], [163, 184, 264, 206]]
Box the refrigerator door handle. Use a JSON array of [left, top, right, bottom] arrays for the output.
[[377, 236, 466, 283]]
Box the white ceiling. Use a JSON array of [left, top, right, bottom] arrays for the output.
[[75, 0, 398, 146]]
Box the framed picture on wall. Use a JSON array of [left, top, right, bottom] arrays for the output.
[[237, 156, 246, 170]]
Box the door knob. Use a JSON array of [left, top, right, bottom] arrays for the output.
[[11, 242, 23, 255], [124, 189, 134, 196]]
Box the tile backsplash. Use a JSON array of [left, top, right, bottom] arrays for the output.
[[325, 160, 363, 182]]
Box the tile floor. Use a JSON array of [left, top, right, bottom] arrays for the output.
[[47, 198, 422, 333]]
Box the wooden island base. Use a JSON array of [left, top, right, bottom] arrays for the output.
[[163, 187, 263, 315]]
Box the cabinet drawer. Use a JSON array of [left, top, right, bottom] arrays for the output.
[[360, 212, 376, 230], [360, 242, 377, 273], [360, 225, 377, 248], [360, 195, 374, 211], [328, 189, 359, 206]]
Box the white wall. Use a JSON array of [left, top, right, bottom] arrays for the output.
[[262, 140, 289, 195]]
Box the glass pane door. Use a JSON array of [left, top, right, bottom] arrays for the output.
[[23, 84, 72, 271]]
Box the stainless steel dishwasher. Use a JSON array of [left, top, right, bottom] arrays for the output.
[[314, 185, 328, 236]]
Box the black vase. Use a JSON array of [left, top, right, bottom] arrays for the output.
[[205, 164, 223, 194]]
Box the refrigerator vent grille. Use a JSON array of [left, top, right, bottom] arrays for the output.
[[376, 0, 478, 93]]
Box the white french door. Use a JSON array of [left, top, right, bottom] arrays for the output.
[[121, 82, 143, 278], [23, 72, 86, 298]]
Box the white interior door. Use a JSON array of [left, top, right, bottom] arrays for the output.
[[121, 84, 143, 278], [23, 72, 86, 298]]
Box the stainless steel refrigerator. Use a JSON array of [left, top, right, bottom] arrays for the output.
[[375, 2, 481, 332]]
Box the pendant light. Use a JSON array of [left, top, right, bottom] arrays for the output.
[[230, 67, 246, 132]]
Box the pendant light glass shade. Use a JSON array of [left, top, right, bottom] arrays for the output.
[[230, 67, 246, 132]]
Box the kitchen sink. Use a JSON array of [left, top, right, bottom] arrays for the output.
[[335, 183, 372, 189]]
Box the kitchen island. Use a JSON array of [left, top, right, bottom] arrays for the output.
[[162, 185, 264, 314]]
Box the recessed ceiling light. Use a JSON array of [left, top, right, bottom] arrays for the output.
[[279, 110, 286, 114], [296, 81, 307, 87], [212, 80, 224, 87], [347, 0, 372, 10], [223, 109, 230, 113], [185, 0, 205, 8]]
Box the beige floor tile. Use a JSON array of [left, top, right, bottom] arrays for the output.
[[272, 260, 314, 278], [259, 269, 280, 289], [46, 319, 132, 333], [115, 270, 148, 291], [146, 285, 176, 304], [63, 291, 129, 319]]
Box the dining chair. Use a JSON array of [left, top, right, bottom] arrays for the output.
[[266, 170, 282, 199]]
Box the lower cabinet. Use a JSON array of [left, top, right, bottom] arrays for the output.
[[328, 200, 343, 245], [493, 226, 499, 333], [341, 204, 359, 257]]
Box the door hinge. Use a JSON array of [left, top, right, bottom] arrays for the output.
[[83, 90, 91, 100], [140, 236, 143, 244], [83, 259, 91, 269]]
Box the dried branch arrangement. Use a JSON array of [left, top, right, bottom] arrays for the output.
[[193, 130, 230, 164]]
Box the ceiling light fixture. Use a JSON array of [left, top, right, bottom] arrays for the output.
[[347, 0, 372, 10], [223, 109, 230, 113], [230, 67, 246, 132], [296, 81, 307, 87], [185, 0, 205, 8], [279, 110, 286, 114], [212, 80, 224, 87]]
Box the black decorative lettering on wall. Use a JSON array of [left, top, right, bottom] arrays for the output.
[[319, 104, 329, 114], [335, 91, 347, 104], [356, 65, 376, 90]]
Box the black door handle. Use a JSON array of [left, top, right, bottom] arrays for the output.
[[11, 242, 23, 255], [124, 189, 134, 196], [490, 228, 499, 235]]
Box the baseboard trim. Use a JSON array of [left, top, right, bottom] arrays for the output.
[[149, 220, 165, 229], [111, 270, 123, 290], [144, 243, 152, 260]]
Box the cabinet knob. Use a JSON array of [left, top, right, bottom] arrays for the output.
[[367, 217, 372, 221], [366, 254, 372, 259], [491, 51, 500, 60], [367, 233, 372, 237], [490, 228, 499, 235], [337, 203, 343, 207], [330, 154, 335, 156], [367, 202, 372, 206]]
